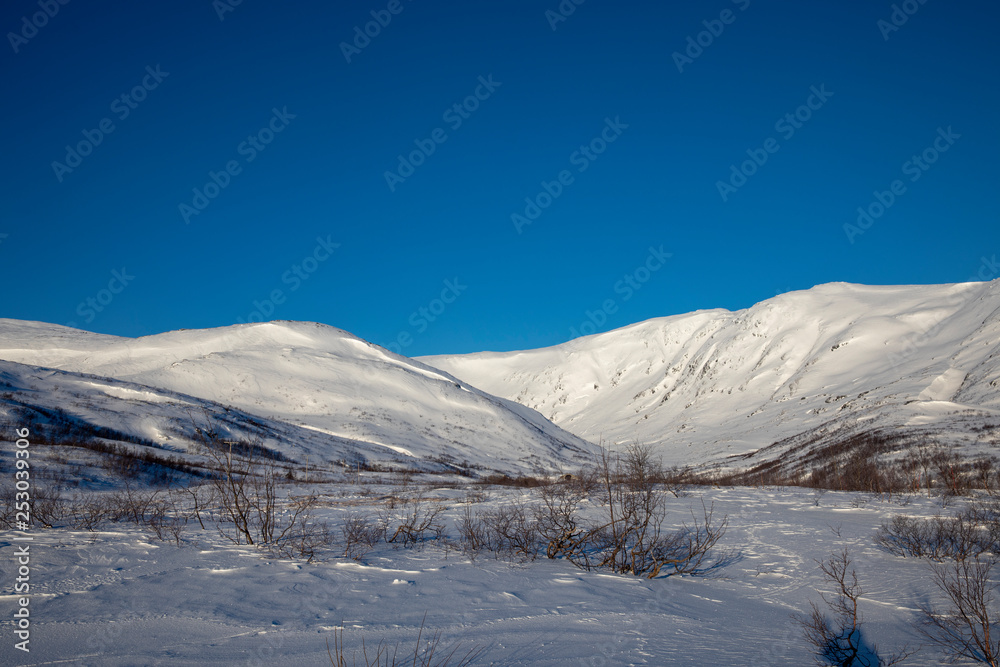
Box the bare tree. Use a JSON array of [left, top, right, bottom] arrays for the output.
[[919, 557, 1000, 665], [799, 549, 911, 666], [197, 432, 331, 559]]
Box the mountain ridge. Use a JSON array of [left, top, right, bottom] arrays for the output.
[[0, 319, 595, 474], [421, 280, 1000, 471]]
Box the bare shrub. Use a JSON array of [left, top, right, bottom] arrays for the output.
[[202, 437, 281, 546], [535, 480, 587, 561], [114, 481, 166, 526], [68, 492, 121, 530], [386, 495, 446, 548], [147, 491, 187, 545], [327, 614, 484, 666], [798, 549, 912, 666], [0, 483, 67, 530], [0, 486, 15, 529], [478, 473, 548, 488], [576, 444, 730, 578], [268, 494, 335, 563], [182, 482, 216, 530], [650, 502, 731, 577], [919, 557, 1000, 665], [660, 465, 692, 497], [874, 511, 999, 563], [479, 497, 539, 563], [199, 434, 332, 559], [33, 484, 69, 528], [343, 512, 385, 561], [456, 503, 489, 561]]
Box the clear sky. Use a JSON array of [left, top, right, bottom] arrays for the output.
[[2, 0, 998, 356]]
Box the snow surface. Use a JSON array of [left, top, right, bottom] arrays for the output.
[[422, 280, 1000, 469], [2, 484, 959, 665]]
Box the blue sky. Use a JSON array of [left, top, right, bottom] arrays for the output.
[[2, 0, 998, 356]]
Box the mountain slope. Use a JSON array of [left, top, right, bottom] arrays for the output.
[[421, 280, 1000, 469], [0, 320, 595, 473]]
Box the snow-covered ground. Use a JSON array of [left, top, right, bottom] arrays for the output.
[[3, 481, 966, 666]]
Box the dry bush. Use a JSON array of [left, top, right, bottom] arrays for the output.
[[327, 614, 484, 666], [919, 557, 1000, 665], [182, 482, 216, 530], [659, 465, 693, 497], [535, 480, 587, 561], [146, 490, 187, 545], [0, 484, 66, 530], [113, 481, 166, 525], [68, 491, 123, 530], [476, 497, 540, 563], [477, 473, 548, 488], [342, 512, 386, 561], [650, 502, 731, 576], [30, 484, 66, 528], [798, 549, 912, 666], [386, 495, 446, 548], [60, 482, 187, 542], [268, 494, 335, 563], [205, 442, 277, 545], [456, 503, 489, 561], [576, 444, 730, 578], [874, 514, 999, 563], [462, 487, 490, 504], [199, 433, 333, 559]]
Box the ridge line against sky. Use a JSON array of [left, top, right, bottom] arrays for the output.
[[1, 0, 998, 356]]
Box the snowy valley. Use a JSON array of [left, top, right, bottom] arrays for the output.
[[3, 280, 1000, 665]]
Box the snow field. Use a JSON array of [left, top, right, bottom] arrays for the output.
[[3, 483, 965, 666]]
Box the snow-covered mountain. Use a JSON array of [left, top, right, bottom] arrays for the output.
[[0, 320, 594, 474], [422, 280, 1000, 472]]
